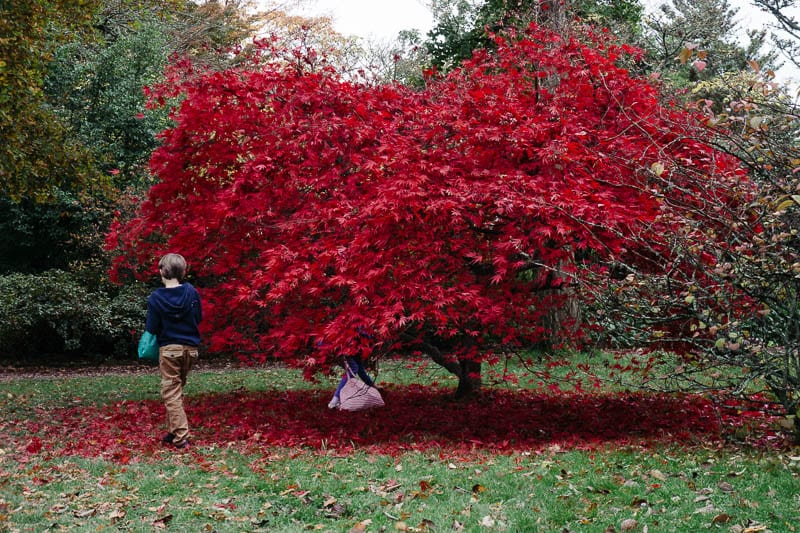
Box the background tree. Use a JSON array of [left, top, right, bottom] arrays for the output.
[[44, 0, 273, 186], [581, 53, 800, 441], [642, 0, 777, 86], [359, 30, 431, 86], [750, 0, 800, 71], [44, 20, 171, 186], [166, 0, 260, 67], [2, 0, 269, 202], [0, 0, 104, 201], [424, 0, 483, 71], [424, 0, 644, 71], [702, 80, 800, 442], [0, 192, 111, 274], [108, 26, 746, 397], [257, 8, 363, 74]]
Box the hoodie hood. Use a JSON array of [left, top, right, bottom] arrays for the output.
[[149, 283, 197, 320]]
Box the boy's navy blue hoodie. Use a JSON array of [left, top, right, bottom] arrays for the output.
[[146, 283, 202, 347]]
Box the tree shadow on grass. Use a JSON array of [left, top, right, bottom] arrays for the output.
[[205, 386, 720, 454], [22, 385, 729, 461]]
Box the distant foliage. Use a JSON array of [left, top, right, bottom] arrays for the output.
[[44, 21, 172, 185], [0, 0, 104, 201], [0, 271, 147, 360], [0, 191, 116, 275], [424, 0, 643, 72], [642, 0, 777, 87]]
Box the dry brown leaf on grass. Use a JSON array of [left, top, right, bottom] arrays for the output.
[[325, 502, 346, 518], [153, 513, 173, 528], [107, 508, 126, 521], [712, 513, 732, 524], [419, 518, 435, 530], [717, 481, 735, 492], [731, 521, 770, 533], [347, 518, 372, 533], [72, 508, 96, 518], [694, 503, 717, 514]]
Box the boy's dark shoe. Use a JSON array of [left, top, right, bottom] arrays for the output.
[[172, 439, 190, 450], [161, 432, 175, 444]]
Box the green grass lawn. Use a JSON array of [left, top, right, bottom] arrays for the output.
[[1, 357, 798, 532]]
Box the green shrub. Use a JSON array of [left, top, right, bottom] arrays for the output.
[[104, 280, 151, 357], [0, 270, 148, 361]]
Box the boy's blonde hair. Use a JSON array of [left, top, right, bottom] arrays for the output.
[[159, 253, 187, 281]]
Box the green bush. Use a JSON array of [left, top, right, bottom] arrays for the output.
[[0, 270, 148, 362]]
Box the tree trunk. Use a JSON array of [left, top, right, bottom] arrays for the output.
[[454, 358, 482, 399], [420, 341, 482, 398], [531, 258, 582, 351], [537, 288, 581, 351], [794, 407, 800, 445]]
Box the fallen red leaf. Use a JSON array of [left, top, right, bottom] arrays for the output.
[[3, 385, 788, 463]]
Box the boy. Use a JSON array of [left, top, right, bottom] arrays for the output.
[[145, 253, 202, 449]]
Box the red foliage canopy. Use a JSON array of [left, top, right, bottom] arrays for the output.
[[107, 26, 745, 375]]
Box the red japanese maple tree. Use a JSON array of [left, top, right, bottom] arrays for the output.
[[107, 26, 746, 396]]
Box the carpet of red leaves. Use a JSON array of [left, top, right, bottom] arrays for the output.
[[8, 386, 792, 464]]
